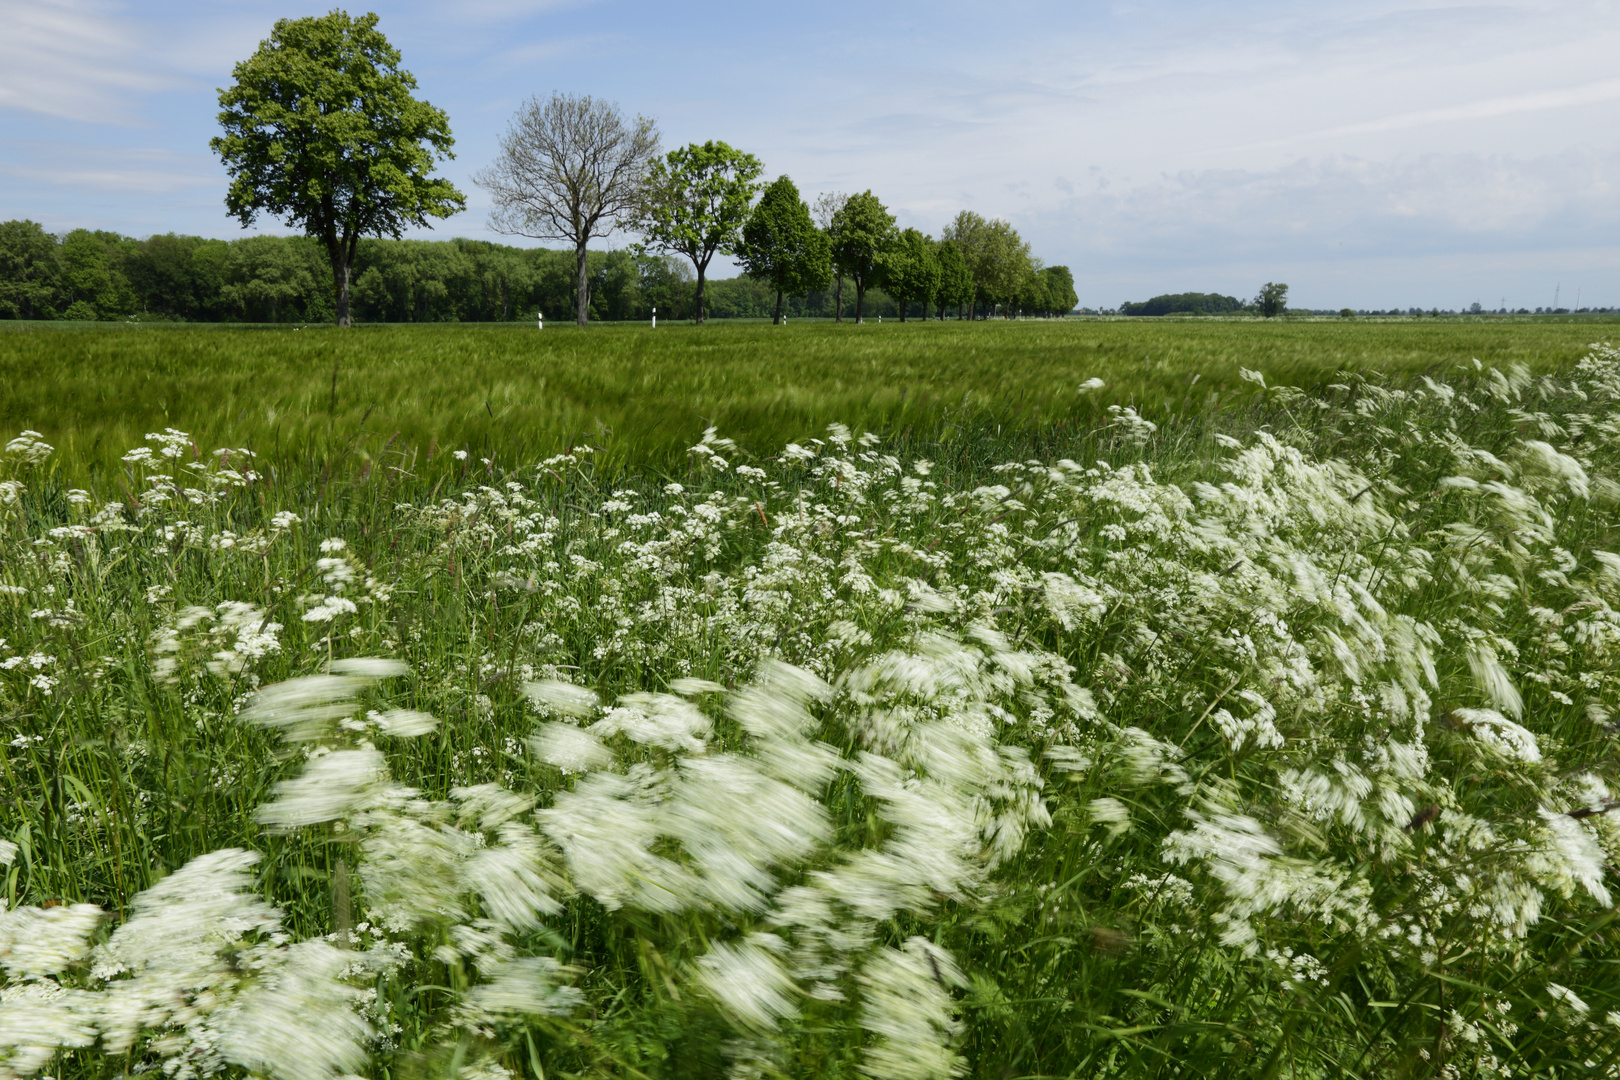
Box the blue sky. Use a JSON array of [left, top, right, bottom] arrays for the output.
[[2, 0, 1618, 310]]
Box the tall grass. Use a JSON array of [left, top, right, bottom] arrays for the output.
[[0, 319, 1611, 484], [0, 331, 1617, 1080]]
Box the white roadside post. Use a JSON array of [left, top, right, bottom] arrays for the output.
[[652, 306, 656, 329], [537, 311, 543, 330]]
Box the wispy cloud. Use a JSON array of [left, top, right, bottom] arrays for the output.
[[0, 144, 219, 195], [1233, 78, 1620, 151], [0, 0, 177, 124], [2, 0, 1618, 307]]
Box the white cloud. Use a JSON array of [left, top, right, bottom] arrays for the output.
[[0, 0, 177, 124], [0, 144, 218, 195]]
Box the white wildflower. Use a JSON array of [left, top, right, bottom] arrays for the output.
[[858, 938, 966, 1080], [695, 935, 798, 1031], [524, 679, 599, 718], [530, 722, 613, 773]]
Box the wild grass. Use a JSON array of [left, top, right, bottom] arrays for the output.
[[0, 318, 1612, 484], [0, 323, 1617, 1080]]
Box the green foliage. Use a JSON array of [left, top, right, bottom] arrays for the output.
[[829, 191, 897, 323], [634, 141, 764, 323], [933, 239, 973, 319], [1043, 266, 1078, 315], [60, 229, 135, 319], [1255, 281, 1289, 318], [1122, 291, 1245, 317], [1, 331, 1619, 1079], [217, 236, 335, 323], [0, 220, 63, 320], [211, 10, 465, 326], [942, 211, 1032, 317], [881, 227, 940, 322], [740, 176, 832, 324], [123, 234, 230, 321]]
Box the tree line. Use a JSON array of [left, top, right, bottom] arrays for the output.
[[1, 11, 1079, 327], [0, 221, 1076, 324], [470, 92, 1077, 327], [1119, 284, 1288, 318]]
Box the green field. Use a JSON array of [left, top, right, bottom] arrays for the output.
[[2, 317, 1614, 482], [2, 320, 1618, 1080]]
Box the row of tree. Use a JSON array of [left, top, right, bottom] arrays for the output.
[[198, 13, 1073, 327], [0, 221, 1062, 324], [4, 14, 1077, 326], [475, 99, 1077, 326]]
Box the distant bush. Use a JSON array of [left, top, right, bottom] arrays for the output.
[[1120, 292, 1244, 316]]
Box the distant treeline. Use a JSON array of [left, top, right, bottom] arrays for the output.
[[0, 220, 1071, 324], [1120, 292, 1246, 316]]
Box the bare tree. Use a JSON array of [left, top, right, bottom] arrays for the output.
[[474, 93, 659, 325], [812, 191, 849, 322]]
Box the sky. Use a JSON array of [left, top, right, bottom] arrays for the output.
[[2, 0, 1618, 310]]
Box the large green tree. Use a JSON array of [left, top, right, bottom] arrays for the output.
[[829, 191, 896, 325], [881, 227, 939, 322], [945, 211, 1033, 318], [211, 10, 464, 327], [941, 211, 987, 316], [1255, 281, 1289, 317], [739, 175, 830, 325], [633, 141, 762, 324]]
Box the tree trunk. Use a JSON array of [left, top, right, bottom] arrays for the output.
[[331, 252, 351, 327], [575, 240, 590, 326], [897, 296, 906, 323], [694, 267, 707, 324], [855, 281, 865, 324], [773, 288, 783, 325], [834, 275, 844, 323]]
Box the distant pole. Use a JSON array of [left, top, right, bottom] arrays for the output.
[[537, 311, 543, 330], [652, 306, 656, 329]]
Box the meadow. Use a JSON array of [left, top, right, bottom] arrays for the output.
[[0, 318, 1618, 1080], [0, 317, 1612, 482]]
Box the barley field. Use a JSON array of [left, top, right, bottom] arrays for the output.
[[1, 320, 1618, 1080], [0, 318, 1610, 482]]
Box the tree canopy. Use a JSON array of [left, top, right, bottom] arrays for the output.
[[934, 239, 973, 320], [633, 141, 763, 323], [739, 175, 831, 325], [882, 228, 939, 322], [211, 10, 464, 326], [0, 220, 64, 320], [1255, 281, 1289, 318], [1120, 291, 1243, 316], [475, 93, 659, 326], [942, 211, 1033, 317], [829, 191, 896, 324], [1038, 265, 1079, 316]]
